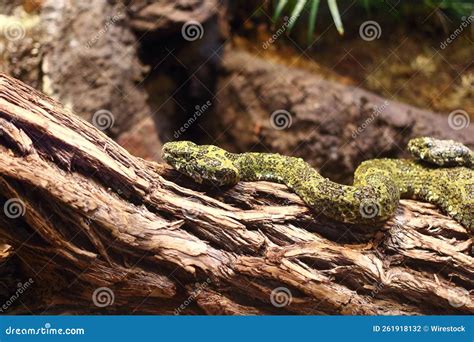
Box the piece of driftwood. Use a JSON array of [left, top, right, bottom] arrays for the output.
[[0, 73, 472, 315], [212, 50, 474, 182]]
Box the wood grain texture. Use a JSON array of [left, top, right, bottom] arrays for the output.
[[0, 73, 471, 315]]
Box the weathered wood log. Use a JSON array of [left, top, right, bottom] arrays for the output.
[[212, 50, 474, 182], [0, 73, 472, 315]]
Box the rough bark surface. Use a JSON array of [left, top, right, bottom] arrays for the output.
[[0, 74, 472, 315], [128, 0, 223, 34], [212, 50, 474, 182], [0, 1, 163, 161]]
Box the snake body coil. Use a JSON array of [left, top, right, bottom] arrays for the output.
[[163, 137, 474, 231]]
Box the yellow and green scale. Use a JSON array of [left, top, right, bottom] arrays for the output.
[[163, 137, 474, 231]]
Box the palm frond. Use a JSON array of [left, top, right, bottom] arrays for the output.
[[328, 0, 344, 35], [287, 0, 308, 32], [273, 0, 289, 21], [307, 0, 320, 44]]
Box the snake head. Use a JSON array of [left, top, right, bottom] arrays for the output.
[[162, 141, 240, 186], [408, 137, 473, 167]]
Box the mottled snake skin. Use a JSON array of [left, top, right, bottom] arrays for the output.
[[163, 137, 474, 231]]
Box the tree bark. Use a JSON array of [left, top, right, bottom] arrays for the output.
[[212, 50, 474, 182], [0, 73, 472, 315], [0, 0, 161, 160]]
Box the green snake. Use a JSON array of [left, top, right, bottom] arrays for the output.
[[162, 137, 474, 231]]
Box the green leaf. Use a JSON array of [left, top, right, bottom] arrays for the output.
[[328, 0, 344, 35], [287, 0, 308, 32], [307, 0, 320, 44], [273, 0, 289, 21]]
